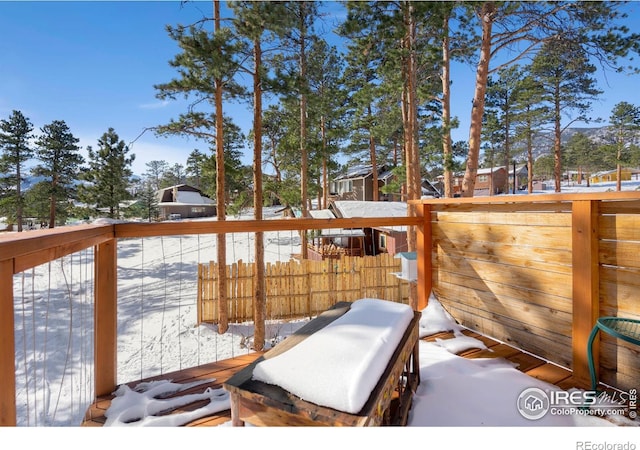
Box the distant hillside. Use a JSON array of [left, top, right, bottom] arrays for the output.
[[514, 126, 640, 161]]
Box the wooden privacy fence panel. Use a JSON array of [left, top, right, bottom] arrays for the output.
[[431, 206, 575, 369], [198, 254, 410, 324], [427, 196, 640, 393], [597, 200, 640, 390]]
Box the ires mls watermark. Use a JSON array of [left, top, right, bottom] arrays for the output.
[[517, 387, 638, 421]]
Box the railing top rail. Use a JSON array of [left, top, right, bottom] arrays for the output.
[[114, 216, 421, 238], [0, 224, 114, 268], [0, 217, 420, 270], [413, 191, 640, 206]]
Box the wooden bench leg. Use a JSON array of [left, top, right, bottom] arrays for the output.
[[229, 393, 245, 426]]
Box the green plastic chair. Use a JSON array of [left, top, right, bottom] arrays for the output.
[[587, 316, 640, 391]]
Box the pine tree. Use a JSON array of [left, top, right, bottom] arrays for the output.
[[485, 66, 525, 193], [33, 119, 84, 228], [511, 73, 551, 193], [607, 101, 640, 191], [80, 128, 135, 219], [564, 133, 597, 187], [137, 178, 160, 222], [306, 37, 346, 208], [144, 160, 170, 191], [163, 163, 186, 187], [0, 110, 34, 231], [531, 39, 602, 192], [155, 1, 248, 334], [185, 150, 206, 189]]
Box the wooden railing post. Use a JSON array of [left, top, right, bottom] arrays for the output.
[[416, 203, 432, 311], [0, 258, 16, 426], [95, 239, 117, 397], [572, 200, 600, 386]]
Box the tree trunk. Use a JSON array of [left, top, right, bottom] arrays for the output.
[[616, 128, 623, 191], [503, 112, 511, 194], [299, 4, 308, 259], [16, 162, 23, 232], [441, 13, 453, 198], [368, 105, 379, 201], [527, 125, 534, 194], [462, 2, 495, 198], [252, 37, 266, 351], [402, 2, 419, 310], [49, 175, 57, 228], [321, 115, 328, 209], [214, 0, 228, 334], [553, 81, 562, 193]]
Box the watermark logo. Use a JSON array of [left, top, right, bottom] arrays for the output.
[[517, 387, 637, 420], [517, 387, 550, 420]]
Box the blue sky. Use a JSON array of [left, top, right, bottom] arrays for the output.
[[1, 1, 639, 176]]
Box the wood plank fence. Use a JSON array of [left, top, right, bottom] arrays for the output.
[[197, 254, 411, 324], [419, 195, 640, 392]]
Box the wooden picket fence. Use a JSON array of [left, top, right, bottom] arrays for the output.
[[197, 254, 411, 324]]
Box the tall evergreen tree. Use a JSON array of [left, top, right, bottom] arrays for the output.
[[23, 181, 54, 226], [33, 119, 84, 228], [485, 66, 525, 193], [607, 101, 640, 191], [185, 149, 206, 189], [155, 1, 247, 333], [269, 1, 320, 220], [80, 128, 135, 219], [261, 104, 300, 207], [163, 163, 186, 187], [480, 110, 505, 195], [437, 3, 476, 198], [198, 118, 247, 201], [512, 73, 551, 193], [563, 132, 598, 187], [531, 38, 602, 192], [144, 160, 170, 192], [231, 0, 291, 350], [306, 37, 347, 208], [137, 178, 160, 222], [0, 110, 34, 231], [340, 8, 388, 202]]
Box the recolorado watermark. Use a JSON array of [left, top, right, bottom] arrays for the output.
[[517, 387, 637, 421], [576, 442, 636, 450]]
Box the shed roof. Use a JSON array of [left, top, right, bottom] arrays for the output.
[[331, 200, 408, 218]]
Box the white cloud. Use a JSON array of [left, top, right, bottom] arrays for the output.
[[138, 100, 170, 110]]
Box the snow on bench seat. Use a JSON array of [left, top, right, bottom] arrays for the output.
[[252, 298, 414, 414]]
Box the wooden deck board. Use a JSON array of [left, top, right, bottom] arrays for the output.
[[524, 362, 573, 385], [81, 327, 585, 427], [82, 353, 263, 426]]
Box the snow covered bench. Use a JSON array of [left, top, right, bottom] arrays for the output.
[[223, 299, 420, 426]]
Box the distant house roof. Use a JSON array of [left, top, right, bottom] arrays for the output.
[[334, 164, 391, 181], [330, 200, 408, 218], [378, 168, 396, 182], [476, 166, 507, 175], [441, 166, 508, 179], [157, 184, 214, 206], [308, 209, 335, 219], [307, 208, 366, 238]]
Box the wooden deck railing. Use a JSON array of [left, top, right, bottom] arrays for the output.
[[0, 216, 421, 426], [2, 192, 640, 426]]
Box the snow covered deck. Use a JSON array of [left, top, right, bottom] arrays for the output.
[[80, 318, 597, 427]]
